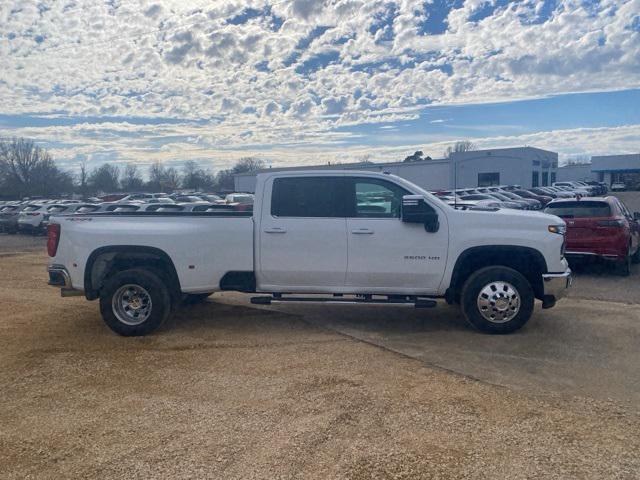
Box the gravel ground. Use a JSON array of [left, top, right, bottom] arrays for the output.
[[0, 232, 46, 254], [1, 252, 639, 479]]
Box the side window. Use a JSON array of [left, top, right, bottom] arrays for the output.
[[350, 178, 408, 218], [271, 177, 346, 218], [615, 199, 631, 219]]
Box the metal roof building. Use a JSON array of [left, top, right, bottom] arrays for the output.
[[234, 146, 559, 192]]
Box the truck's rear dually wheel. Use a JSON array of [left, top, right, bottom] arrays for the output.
[[99, 268, 171, 336], [461, 266, 534, 334]]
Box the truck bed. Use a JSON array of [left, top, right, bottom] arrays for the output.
[[51, 211, 255, 293]]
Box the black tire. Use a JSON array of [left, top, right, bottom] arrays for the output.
[[182, 292, 213, 305], [99, 268, 172, 336], [460, 266, 535, 334], [616, 250, 631, 276], [631, 244, 640, 265]]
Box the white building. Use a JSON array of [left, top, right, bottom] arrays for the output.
[[556, 163, 594, 182], [234, 146, 558, 192], [557, 153, 640, 185], [449, 147, 557, 189]]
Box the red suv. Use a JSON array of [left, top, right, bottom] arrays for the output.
[[544, 197, 640, 275]]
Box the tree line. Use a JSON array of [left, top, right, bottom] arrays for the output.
[[403, 141, 476, 162], [0, 137, 265, 199], [1, 137, 478, 199]]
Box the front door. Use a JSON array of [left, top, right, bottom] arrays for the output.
[[258, 176, 348, 290], [345, 177, 449, 294]]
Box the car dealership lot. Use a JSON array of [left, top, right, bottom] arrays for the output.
[[1, 247, 639, 478]]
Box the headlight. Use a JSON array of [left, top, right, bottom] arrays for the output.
[[548, 224, 566, 235]]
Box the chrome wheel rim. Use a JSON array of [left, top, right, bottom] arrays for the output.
[[477, 281, 520, 323], [112, 284, 152, 326]]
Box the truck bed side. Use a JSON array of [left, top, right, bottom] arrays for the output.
[[51, 213, 254, 294]]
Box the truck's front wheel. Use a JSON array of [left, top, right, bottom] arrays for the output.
[[99, 269, 171, 336], [461, 266, 534, 334]]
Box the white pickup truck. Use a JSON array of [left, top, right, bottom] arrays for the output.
[[47, 171, 572, 336]]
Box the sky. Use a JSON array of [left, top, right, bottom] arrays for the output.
[[1, 0, 639, 175]]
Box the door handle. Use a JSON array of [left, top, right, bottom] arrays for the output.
[[351, 228, 374, 234], [264, 227, 287, 234]]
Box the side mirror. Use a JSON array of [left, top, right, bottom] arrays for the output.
[[402, 195, 439, 233], [634, 212, 640, 221]]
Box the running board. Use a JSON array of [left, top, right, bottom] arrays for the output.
[[250, 295, 437, 308]]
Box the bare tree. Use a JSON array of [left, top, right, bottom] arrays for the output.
[[146, 161, 182, 192], [444, 140, 476, 158], [163, 167, 181, 191], [89, 163, 120, 193], [232, 157, 265, 174], [121, 164, 144, 192], [78, 158, 89, 197], [147, 161, 165, 191], [0, 138, 44, 196], [182, 160, 211, 191], [0, 137, 72, 198], [216, 157, 265, 191]]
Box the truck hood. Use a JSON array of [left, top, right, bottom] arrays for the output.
[[455, 206, 564, 227]]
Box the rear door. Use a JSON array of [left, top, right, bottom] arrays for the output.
[[344, 177, 449, 293], [258, 176, 348, 290]]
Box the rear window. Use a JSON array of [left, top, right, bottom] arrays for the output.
[[544, 201, 611, 218], [271, 177, 345, 218], [145, 205, 184, 212], [106, 205, 140, 212], [76, 206, 100, 213], [47, 206, 68, 213]]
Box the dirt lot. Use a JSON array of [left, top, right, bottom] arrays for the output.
[[0, 232, 47, 254], [1, 252, 640, 479]]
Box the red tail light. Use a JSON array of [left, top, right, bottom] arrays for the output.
[[47, 224, 61, 257]]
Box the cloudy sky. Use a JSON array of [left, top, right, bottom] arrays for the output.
[[1, 0, 639, 174]]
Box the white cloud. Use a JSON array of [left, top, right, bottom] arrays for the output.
[[0, 0, 638, 167], [2, 120, 637, 174]]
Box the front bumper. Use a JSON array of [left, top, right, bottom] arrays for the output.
[[541, 268, 572, 308]]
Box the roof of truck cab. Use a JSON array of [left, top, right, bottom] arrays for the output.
[[257, 169, 395, 177]]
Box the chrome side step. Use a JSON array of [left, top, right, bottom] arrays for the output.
[[250, 295, 437, 308]]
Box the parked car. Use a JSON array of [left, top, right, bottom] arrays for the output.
[[172, 195, 209, 204], [512, 189, 552, 207], [553, 182, 591, 196], [530, 187, 560, 199], [437, 195, 500, 210], [544, 197, 640, 275], [460, 194, 524, 210], [225, 193, 255, 205], [0, 204, 25, 233], [41, 203, 98, 228], [196, 194, 226, 204], [538, 187, 574, 198], [47, 170, 571, 336], [17, 204, 48, 233], [119, 193, 171, 203], [480, 188, 540, 209], [583, 181, 607, 195], [611, 182, 626, 192]]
